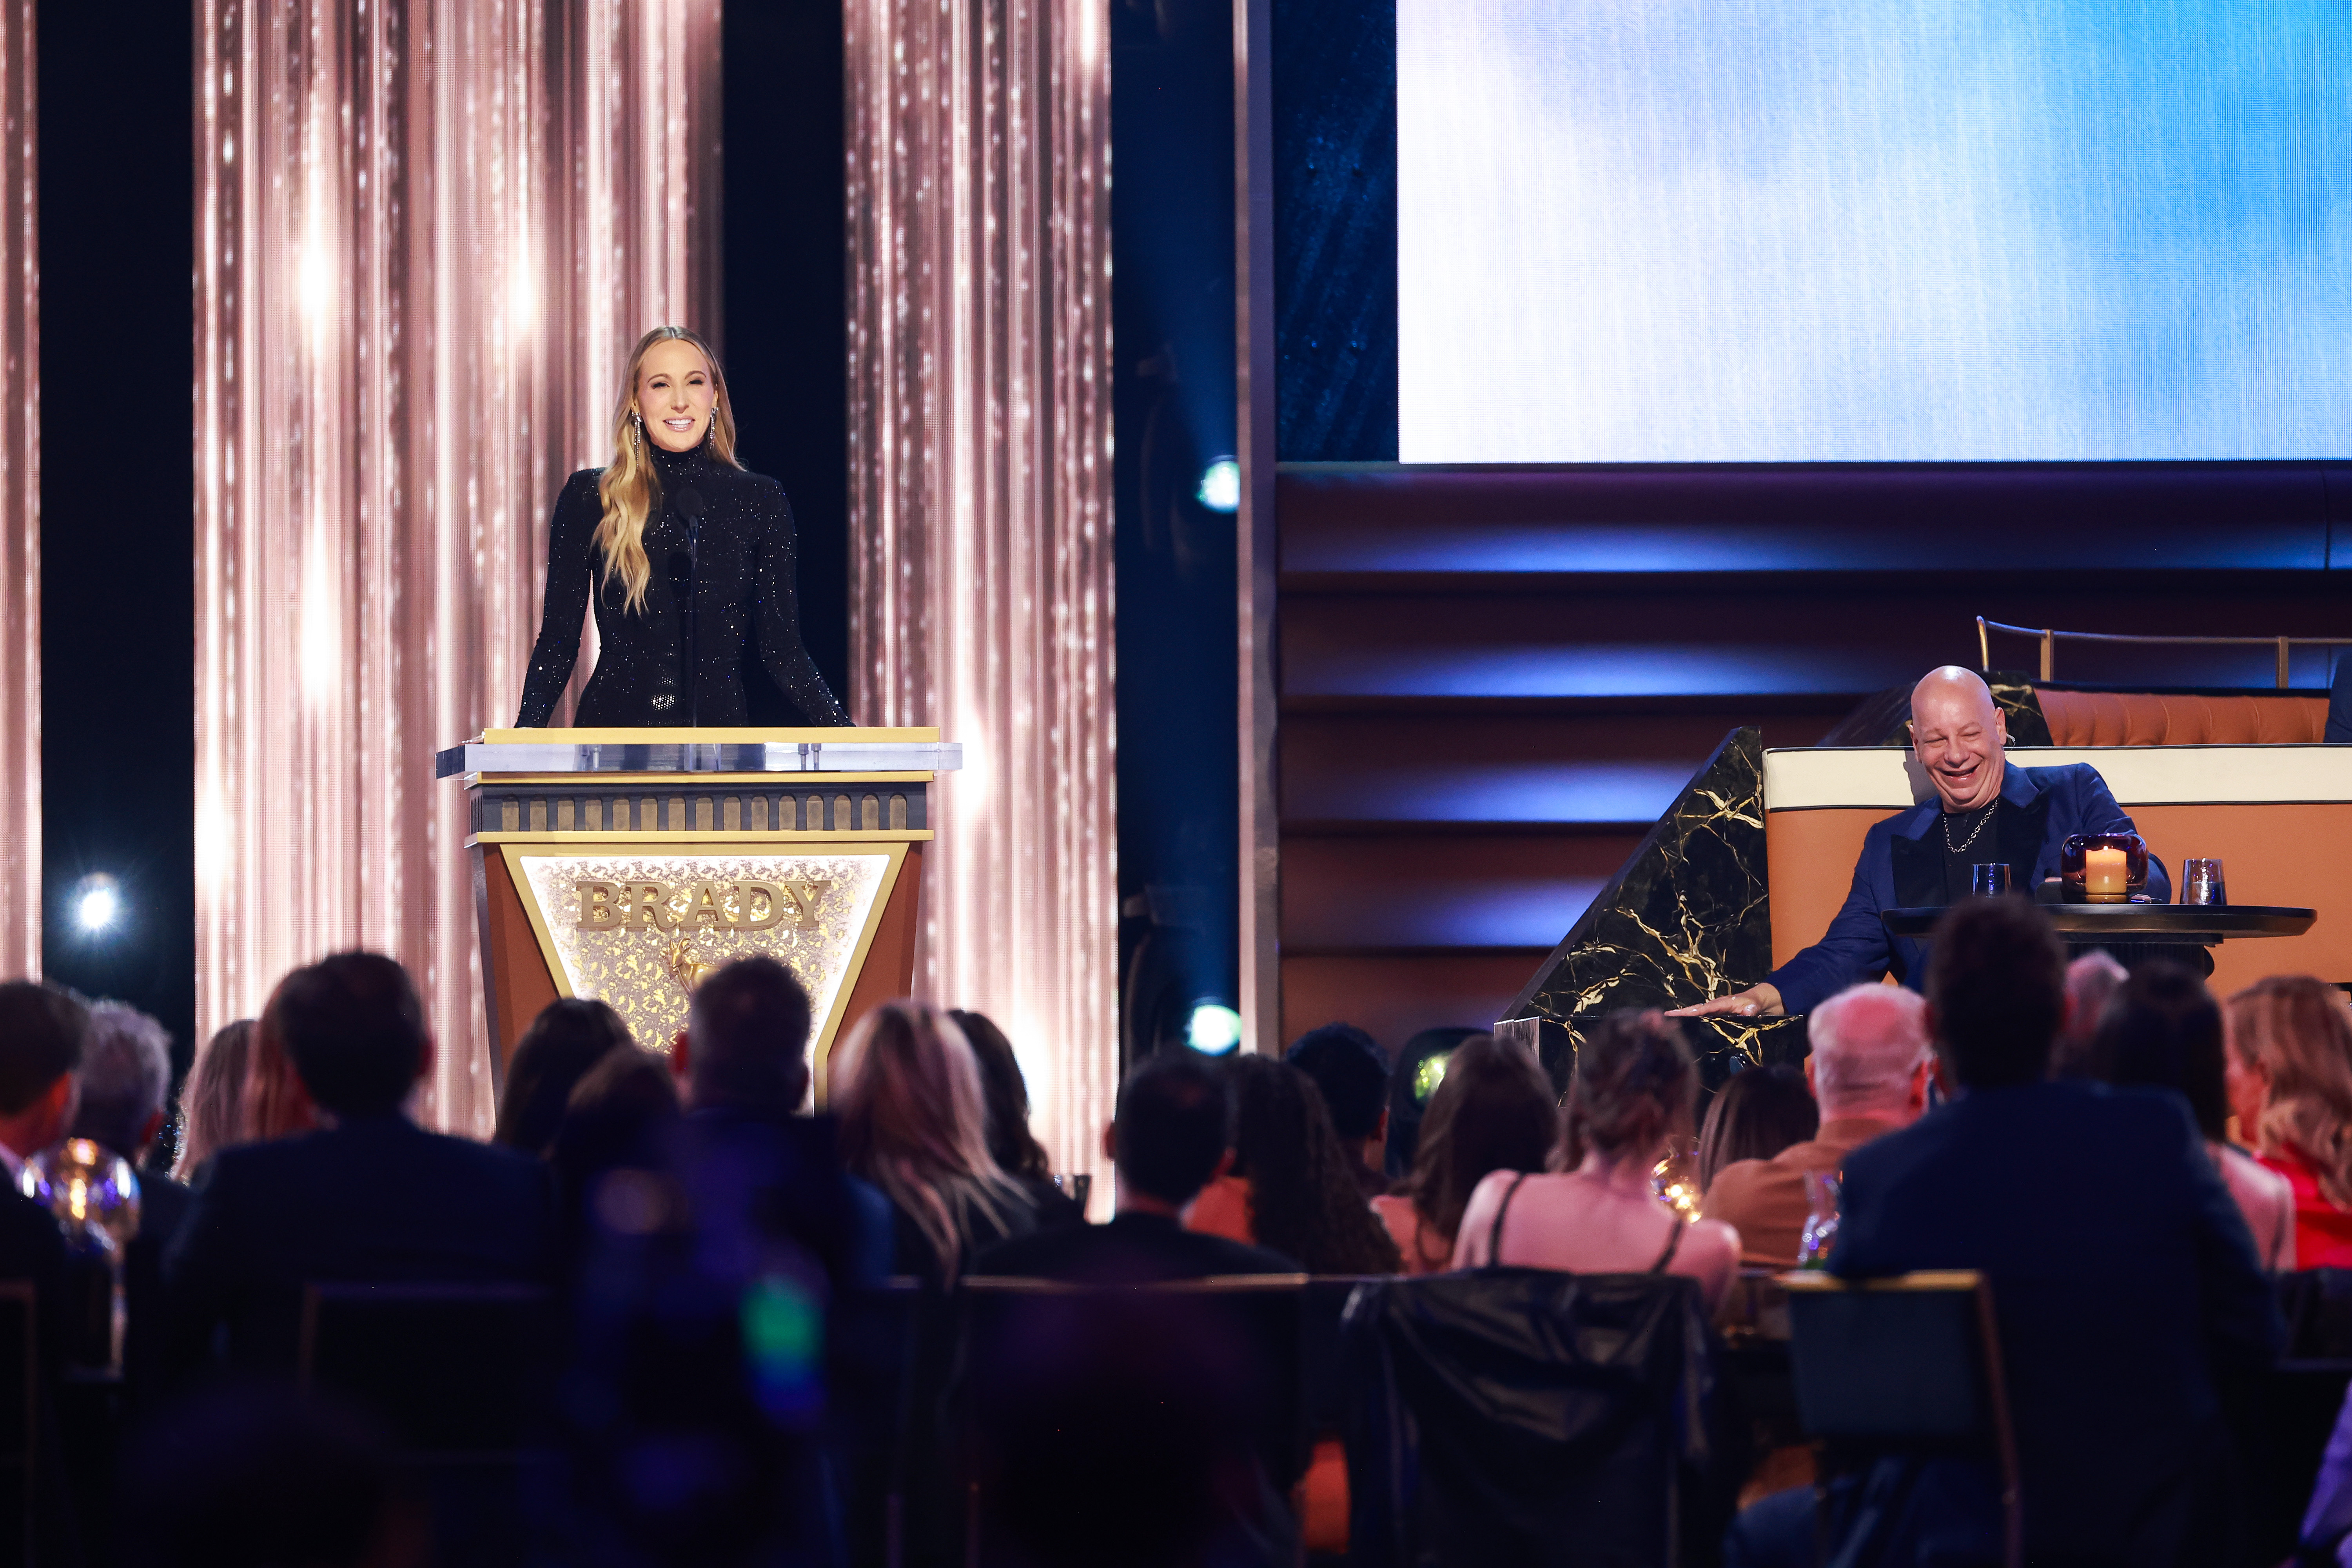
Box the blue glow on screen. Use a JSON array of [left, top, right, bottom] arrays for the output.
[[1397, 2, 2352, 463]]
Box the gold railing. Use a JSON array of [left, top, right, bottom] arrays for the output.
[[1976, 617, 2352, 689]]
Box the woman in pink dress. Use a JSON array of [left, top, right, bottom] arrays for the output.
[[1452, 1011, 1740, 1310]]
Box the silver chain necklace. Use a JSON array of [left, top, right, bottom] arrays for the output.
[[1943, 797, 1999, 853]]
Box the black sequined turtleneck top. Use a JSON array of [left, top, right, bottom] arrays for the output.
[[514, 444, 849, 728]]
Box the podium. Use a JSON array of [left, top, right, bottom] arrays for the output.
[[435, 728, 960, 1088]]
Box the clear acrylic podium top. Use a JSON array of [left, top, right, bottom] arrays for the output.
[[435, 727, 962, 780]]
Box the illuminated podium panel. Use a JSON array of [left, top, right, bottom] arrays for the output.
[[435, 728, 962, 1087]]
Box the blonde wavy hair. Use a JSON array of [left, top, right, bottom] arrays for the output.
[[829, 1002, 1025, 1276], [595, 325, 744, 615], [2226, 976, 2352, 1207]]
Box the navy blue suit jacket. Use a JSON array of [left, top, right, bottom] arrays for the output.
[[1768, 761, 2167, 1016], [165, 1114, 555, 1370], [1833, 1080, 2281, 1564]]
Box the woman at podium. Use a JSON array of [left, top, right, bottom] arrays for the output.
[[515, 325, 850, 728]]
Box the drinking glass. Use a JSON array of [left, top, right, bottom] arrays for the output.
[[1798, 1170, 1842, 1270], [2181, 858, 2227, 907], [1969, 863, 2014, 898], [1651, 1138, 1700, 1222]]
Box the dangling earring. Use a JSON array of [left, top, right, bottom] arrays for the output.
[[703, 409, 717, 450], [632, 411, 644, 454]]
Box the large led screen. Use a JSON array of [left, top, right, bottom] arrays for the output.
[[1397, 3, 2352, 463]]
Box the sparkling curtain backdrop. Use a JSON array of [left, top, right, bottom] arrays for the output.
[[846, 0, 1116, 1180], [0, 0, 31, 978], [195, 0, 719, 1131]]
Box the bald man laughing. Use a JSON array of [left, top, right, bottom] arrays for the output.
[[1671, 667, 2167, 1020]]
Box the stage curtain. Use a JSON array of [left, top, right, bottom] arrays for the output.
[[0, 0, 30, 978], [845, 0, 1116, 1185], [194, 0, 720, 1132]]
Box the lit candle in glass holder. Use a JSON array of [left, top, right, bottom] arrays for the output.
[[2084, 846, 2130, 902]]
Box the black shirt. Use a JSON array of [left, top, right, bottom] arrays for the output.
[[515, 444, 849, 728], [1939, 800, 2007, 904]]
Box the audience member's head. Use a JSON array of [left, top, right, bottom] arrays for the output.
[[830, 1002, 1017, 1275], [1109, 1051, 1233, 1211], [1561, 1009, 1696, 1168], [1385, 1026, 1482, 1179], [273, 954, 431, 1120], [550, 1047, 684, 1225], [0, 980, 87, 1161], [2225, 976, 2352, 1207], [1694, 1063, 1818, 1191], [1926, 898, 2066, 1089], [245, 979, 320, 1142], [1806, 982, 1933, 1124], [1397, 1033, 1557, 1268], [2097, 961, 2227, 1142], [71, 1000, 175, 1165], [2053, 951, 2131, 1078], [681, 956, 813, 1115], [1285, 1022, 1390, 1169], [495, 998, 634, 1156], [115, 1380, 423, 1568], [1224, 1053, 1400, 1272], [951, 1008, 1052, 1181], [176, 1018, 254, 1179]]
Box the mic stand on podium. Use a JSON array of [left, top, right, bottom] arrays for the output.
[[434, 727, 961, 1094]]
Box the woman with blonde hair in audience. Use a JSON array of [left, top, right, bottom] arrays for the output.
[[1373, 1034, 1558, 1274], [829, 1001, 1037, 1278], [2225, 976, 2352, 1267], [242, 979, 323, 1146], [174, 1018, 255, 1179], [1452, 1009, 1740, 1309], [1693, 1062, 1817, 1193]]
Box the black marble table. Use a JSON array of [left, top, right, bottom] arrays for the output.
[[1881, 904, 2315, 975], [1881, 905, 2315, 941]]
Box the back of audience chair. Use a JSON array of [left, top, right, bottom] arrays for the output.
[[960, 1275, 1309, 1568], [828, 1276, 924, 1568], [2234, 1272, 2352, 1568], [1784, 1270, 2021, 1568], [1341, 1267, 1737, 1568], [0, 1285, 29, 1567], [299, 1282, 555, 1568], [299, 1282, 556, 1457]]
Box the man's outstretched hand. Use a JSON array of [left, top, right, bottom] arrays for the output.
[[1665, 983, 1785, 1020]]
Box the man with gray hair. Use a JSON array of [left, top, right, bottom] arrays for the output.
[[71, 1001, 195, 1400], [1701, 983, 1934, 1266], [72, 1001, 175, 1169]]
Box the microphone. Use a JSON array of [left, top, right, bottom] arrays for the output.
[[675, 488, 708, 726]]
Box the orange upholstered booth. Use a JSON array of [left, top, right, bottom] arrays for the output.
[[1765, 746, 2352, 997], [2035, 690, 2328, 747]]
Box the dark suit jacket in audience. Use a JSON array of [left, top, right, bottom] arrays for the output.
[[123, 1171, 192, 1400], [974, 1209, 1299, 1281], [164, 1113, 555, 1370], [1833, 1079, 2282, 1564], [0, 1187, 68, 1373]]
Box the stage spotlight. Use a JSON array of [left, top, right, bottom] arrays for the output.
[[1186, 1001, 1242, 1055], [1195, 457, 1240, 514], [73, 875, 122, 935]]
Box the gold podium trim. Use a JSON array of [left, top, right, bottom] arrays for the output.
[[470, 830, 934, 846]]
